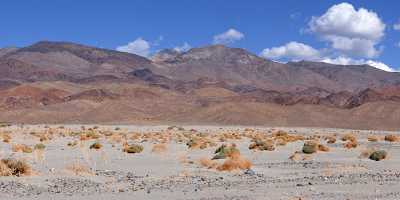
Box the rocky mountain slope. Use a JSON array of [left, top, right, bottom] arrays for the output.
[[0, 41, 399, 129]]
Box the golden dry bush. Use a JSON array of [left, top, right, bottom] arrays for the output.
[[66, 162, 93, 176], [151, 143, 168, 154], [198, 157, 218, 169], [325, 135, 336, 144], [0, 161, 11, 176], [2, 134, 11, 143], [249, 139, 275, 151], [216, 154, 252, 172], [344, 140, 358, 149], [89, 142, 102, 150], [12, 144, 33, 153], [384, 134, 399, 142], [289, 151, 303, 161], [341, 133, 357, 142], [359, 147, 376, 159], [67, 141, 78, 147], [0, 158, 32, 176], [367, 135, 379, 142], [123, 143, 144, 154], [318, 144, 330, 152]]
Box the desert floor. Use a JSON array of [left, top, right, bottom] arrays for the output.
[[0, 125, 399, 200]]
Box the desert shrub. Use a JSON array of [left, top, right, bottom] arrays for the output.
[[318, 144, 330, 152], [89, 142, 102, 150], [213, 144, 239, 159], [123, 144, 144, 154], [0, 158, 31, 176], [344, 140, 358, 149], [325, 135, 336, 144], [34, 143, 46, 150], [384, 134, 399, 142], [369, 150, 387, 161], [186, 137, 215, 149], [198, 157, 218, 169], [216, 152, 252, 171], [302, 141, 318, 154], [249, 139, 275, 151], [289, 151, 302, 161], [367, 135, 379, 142], [341, 133, 356, 142], [151, 143, 167, 154], [12, 144, 33, 153], [66, 162, 93, 176], [2, 134, 11, 143], [67, 141, 78, 147]]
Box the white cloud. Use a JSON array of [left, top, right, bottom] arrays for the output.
[[213, 28, 244, 44], [321, 56, 396, 72], [260, 41, 320, 60], [309, 2, 385, 58], [116, 38, 151, 57], [174, 42, 191, 52], [394, 21, 400, 31]]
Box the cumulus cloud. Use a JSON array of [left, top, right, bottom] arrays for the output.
[[259, 41, 396, 72], [260, 42, 320, 60], [116, 38, 151, 57], [309, 2, 385, 58], [174, 42, 191, 52], [394, 21, 400, 30], [321, 56, 396, 72], [213, 28, 244, 44]]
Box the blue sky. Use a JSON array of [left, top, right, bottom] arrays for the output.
[[0, 0, 399, 71]]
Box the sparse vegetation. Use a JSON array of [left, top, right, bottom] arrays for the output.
[[302, 141, 318, 154], [384, 134, 399, 142], [369, 150, 387, 161], [123, 143, 144, 154], [34, 143, 46, 150], [89, 142, 102, 150], [0, 158, 31, 176]]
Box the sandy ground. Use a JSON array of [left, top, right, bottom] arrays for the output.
[[0, 125, 399, 200]]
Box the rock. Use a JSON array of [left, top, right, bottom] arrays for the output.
[[244, 169, 255, 175]]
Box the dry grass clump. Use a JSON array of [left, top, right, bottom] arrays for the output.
[[324, 135, 336, 144], [197, 143, 252, 172], [301, 141, 330, 154], [384, 134, 399, 142], [34, 143, 46, 150], [186, 137, 215, 150], [272, 130, 304, 143], [341, 133, 357, 142], [213, 144, 240, 159], [151, 143, 168, 154], [12, 144, 33, 153], [216, 151, 252, 171], [89, 142, 102, 150], [318, 144, 330, 152], [0, 158, 31, 176], [249, 139, 275, 151], [123, 143, 144, 154], [341, 133, 358, 149], [343, 140, 358, 149], [367, 135, 379, 142], [66, 162, 93, 176], [198, 157, 219, 169], [2, 134, 11, 143], [67, 141, 78, 147], [80, 131, 101, 141]]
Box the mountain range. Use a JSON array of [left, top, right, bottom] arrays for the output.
[[0, 41, 399, 130]]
